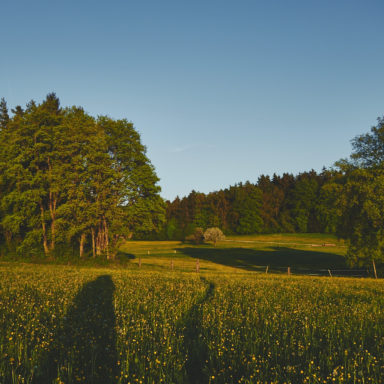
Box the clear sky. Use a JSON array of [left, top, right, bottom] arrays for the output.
[[1, 0, 384, 200]]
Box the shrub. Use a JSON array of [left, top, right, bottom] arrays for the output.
[[185, 227, 205, 244], [204, 227, 225, 246]]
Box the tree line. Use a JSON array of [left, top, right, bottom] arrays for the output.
[[1, 93, 383, 267], [161, 169, 339, 240], [0, 94, 165, 259], [162, 117, 384, 267]]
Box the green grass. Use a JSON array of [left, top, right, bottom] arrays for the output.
[[226, 232, 342, 244], [117, 233, 360, 277], [0, 263, 383, 384], [0, 234, 381, 383]]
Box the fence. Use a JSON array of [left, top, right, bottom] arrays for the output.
[[129, 250, 378, 279]]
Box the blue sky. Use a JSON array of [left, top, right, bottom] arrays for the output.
[[1, 0, 384, 200]]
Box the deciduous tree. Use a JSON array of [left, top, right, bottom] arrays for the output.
[[336, 116, 384, 266], [204, 227, 225, 246]]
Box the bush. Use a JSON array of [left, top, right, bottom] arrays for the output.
[[204, 227, 225, 246], [185, 227, 205, 244]]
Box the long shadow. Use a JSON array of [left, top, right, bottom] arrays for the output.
[[115, 250, 135, 260], [177, 246, 347, 272], [179, 278, 215, 384], [34, 275, 118, 384]]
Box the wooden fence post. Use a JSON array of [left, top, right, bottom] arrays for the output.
[[265, 266, 269, 274], [328, 269, 332, 277], [196, 258, 200, 273], [287, 267, 291, 276], [373, 259, 378, 279]]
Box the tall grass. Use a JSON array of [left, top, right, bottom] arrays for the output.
[[0, 264, 383, 383]]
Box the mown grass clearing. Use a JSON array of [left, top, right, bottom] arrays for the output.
[[116, 234, 359, 277]]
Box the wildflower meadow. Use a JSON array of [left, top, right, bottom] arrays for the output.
[[1, 263, 383, 384]]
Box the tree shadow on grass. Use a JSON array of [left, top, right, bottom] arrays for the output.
[[115, 251, 135, 265], [177, 246, 347, 273], [34, 275, 118, 384]]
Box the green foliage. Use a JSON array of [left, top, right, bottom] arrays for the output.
[[0, 95, 165, 259], [233, 183, 263, 234], [336, 168, 384, 266], [315, 181, 341, 233], [333, 115, 384, 266], [0, 98, 9, 130], [185, 227, 204, 244], [350, 116, 384, 168], [204, 227, 225, 245], [288, 173, 319, 232], [165, 171, 338, 237]]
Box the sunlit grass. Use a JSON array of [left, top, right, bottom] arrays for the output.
[[0, 262, 383, 383], [117, 233, 348, 275]]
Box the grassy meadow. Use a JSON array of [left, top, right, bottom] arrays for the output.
[[117, 233, 353, 276], [1, 234, 383, 384]]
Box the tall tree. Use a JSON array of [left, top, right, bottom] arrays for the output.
[[336, 167, 384, 266], [99, 116, 165, 246], [258, 175, 284, 232], [336, 115, 384, 266], [233, 182, 263, 234], [54, 107, 102, 257], [1, 94, 63, 255], [0, 98, 9, 131], [350, 116, 384, 168], [0, 94, 165, 259], [288, 172, 320, 233]]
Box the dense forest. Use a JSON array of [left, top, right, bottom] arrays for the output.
[[0, 94, 165, 259], [162, 169, 339, 240]]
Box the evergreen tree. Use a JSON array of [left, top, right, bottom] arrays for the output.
[[233, 182, 263, 234], [288, 172, 319, 233], [258, 175, 284, 232], [0, 98, 9, 130]]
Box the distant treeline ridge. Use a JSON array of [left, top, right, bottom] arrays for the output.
[[159, 169, 340, 240]]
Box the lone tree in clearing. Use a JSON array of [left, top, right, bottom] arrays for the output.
[[204, 227, 225, 246]]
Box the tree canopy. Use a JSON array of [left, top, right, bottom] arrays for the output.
[[334, 116, 384, 266], [163, 170, 339, 240], [204, 227, 225, 246], [1, 93, 383, 268], [0, 94, 165, 259]]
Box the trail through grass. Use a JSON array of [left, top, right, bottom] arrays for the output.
[[181, 278, 215, 384]]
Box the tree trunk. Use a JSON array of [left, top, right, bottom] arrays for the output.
[[40, 204, 49, 256], [91, 228, 96, 258], [110, 235, 119, 260], [104, 218, 110, 259], [4, 231, 12, 246], [373, 259, 378, 279], [79, 233, 86, 258], [47, 157, 56, 251], [49, 191, 57, 251], [96, 223, 102, 256]]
